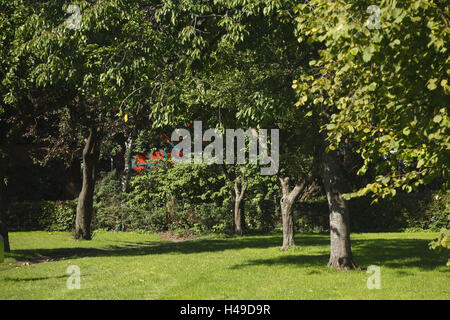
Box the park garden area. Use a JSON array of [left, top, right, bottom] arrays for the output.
[[0, 0, 449, 301], [1, 231, 449, 300]]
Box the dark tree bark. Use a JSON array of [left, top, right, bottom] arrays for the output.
[[0, 114, 25, 252], [75, 127, 100, 240], [0, 155, 10, 252], [279, 177, 305, 251], [121, 136, 133, 193], [221, 164, 247, 236], [321, 147, 358, 270], [233, 180, 247, 236]]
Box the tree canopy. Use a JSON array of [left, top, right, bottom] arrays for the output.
[[0, 0, 448, 270], [293, 0, 449, 199]]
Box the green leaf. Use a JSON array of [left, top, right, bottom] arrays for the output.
[[349, 47, 359, 55], [433, 115, 442, 123], [417, 158, 425, 168], [427, 78, 438, 90], [362, 49, 373, 62], [367, 82, 377, 91], [403, 127, 410, 136]]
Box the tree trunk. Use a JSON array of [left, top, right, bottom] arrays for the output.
[[279, 177, 305, 251], [0, 155, 10, 252], [240, 198, 246, 233], [121, 136, 133, 193], [321, 147, 358, 270], [75, 128, 100, 240], [280, 200, 294, 251], [233, 181, 247, 236], [234, 197, 243, 236]]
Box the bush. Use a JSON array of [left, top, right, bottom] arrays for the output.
[[170, 203, 232, 234], [91, 201, 231, 235], [294, 190, 450, 233], [40, 200, 77, 231], [8, 167, 447, 235], [429, 228, 450, 266], [92, 205, 167, 232], [93, 170, 124, 210], [8, 200, 76, 231], [90, 169, 233, 234], [424, 193, 450, 231]]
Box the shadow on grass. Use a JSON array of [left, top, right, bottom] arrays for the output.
[[8, 234, 289, 262], [352, 238, 449, 270], [2, 275, 69, 282], [231, 238, 449, 271], [230, 254, 331, 270], [7, 233, 448, 271]]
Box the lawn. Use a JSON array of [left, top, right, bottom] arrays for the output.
[[0, 231, 449, 300]]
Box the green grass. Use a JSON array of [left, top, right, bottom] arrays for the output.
[[0, 231, 449, 299]]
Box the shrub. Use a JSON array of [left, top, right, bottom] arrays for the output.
[[40, 200, 77, 231], [8, 166, 447, 235], [429, 228, 450, 266], [92, 205, 168, 232], [93, 170, 124, 210], [8, 200, 76, 231], [294, 190, 449, 233], [91, 201, 231, 235], [175, 203, 232, 234]]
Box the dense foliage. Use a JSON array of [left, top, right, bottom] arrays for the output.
[[1, 0, 448, 269], [293, 0, 449, 199], [429, 228, 450, 266], [7, 171, 448, 235]]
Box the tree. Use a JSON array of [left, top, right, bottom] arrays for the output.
[[320, 142, 357, 269], [0, 0, 60, 250], [279, 177, 305, 250], [276, 124, 320, 251], [0, 155, 8, 252], [4, 0, 175, 239], [156, 0, 324, 245], [0, 0, 17, 251], [294, 0, 449, 199], [293, 0, 448, 269]]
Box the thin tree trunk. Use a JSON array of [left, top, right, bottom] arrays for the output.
[[0, 155, 10, 252], [233, 181, 247, 236], [121, 136, 133, 193], [75, 127, 100, 240], [279, 177, 305, 251], [321, 147, 358, 270], [234, 197, 243, 235], [240, 198, 246, 232], [280, 200, 294, 251]]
